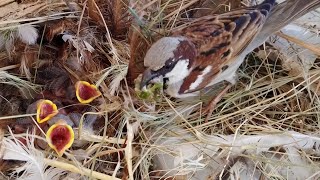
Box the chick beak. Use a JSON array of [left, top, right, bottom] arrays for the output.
[[36, 100, 58, 123], [140, 69, 160, 89], [75, 81, 102, 104], [46, 120, 74, 156]]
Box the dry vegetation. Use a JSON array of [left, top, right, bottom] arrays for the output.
[[0, 0, 320, 179]]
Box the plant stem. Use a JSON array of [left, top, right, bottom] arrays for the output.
[[0, 113, 36, 120], [44, 158, 121, 180]]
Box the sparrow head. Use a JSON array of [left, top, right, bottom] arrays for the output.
[[140, 36, 196, 89]]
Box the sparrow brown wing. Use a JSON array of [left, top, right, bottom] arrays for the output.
[[173, 0, 275, 94]]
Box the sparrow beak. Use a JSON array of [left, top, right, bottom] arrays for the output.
[[36, 100, 59, 123], [140, 68, 160, 89], [75, 81, 102, 104], [46, 120, 74, 156]]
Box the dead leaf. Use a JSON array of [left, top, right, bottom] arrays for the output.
[[126, 27, 149, 86], [44, 19, 74, 42], [87, 0, 105, 27]]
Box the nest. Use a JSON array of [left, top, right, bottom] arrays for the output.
[[0, 0, 320, 179]]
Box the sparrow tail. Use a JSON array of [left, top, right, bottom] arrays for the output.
[[247, 0, 320, 53], [264, 0, 320, 31]]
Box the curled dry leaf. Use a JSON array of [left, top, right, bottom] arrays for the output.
[[87, 0, 131, 38], [127, 28, 150, 86], [61, 33, 95, 63], [87, 0, 105, 27], [44, 19, 74, 42], [62, 34, 94, 53]]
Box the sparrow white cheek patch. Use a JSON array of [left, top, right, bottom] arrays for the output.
[[189, 66, 212, 91], [165, 59, 190, 84], [150, 75, 163, 84]]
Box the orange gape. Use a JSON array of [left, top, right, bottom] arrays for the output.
[[36, 99, 58, 123], [75, 81, 102, 104], [46, 120, 74, 156]]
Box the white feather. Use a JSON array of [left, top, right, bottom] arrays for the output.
[[109, 65, 128, 96], [62, 33, 95, 63], [189, 65, 212, 91], [266, 24, 319, 76], [3, 129, 66, 180], [151, 127, 320, 179], [165, 59, 189, 85], [83, 40, 95, 52], [17, 24, 38, 45]]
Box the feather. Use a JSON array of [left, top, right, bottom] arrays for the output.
[[263, 17, 320, 76], [5, 31, 14, 59], [0, 71, 41, 97], [0, 33, 4, 50], [248, 0, 320, 53], [151, 127, 320, 179], [17, 24, 38, 45], [2, 129, 66, 180], [109, 65, 128, 96], [62, 33, 95, 63], [19, 48, 37, 81], [140, 0, 320, 99]]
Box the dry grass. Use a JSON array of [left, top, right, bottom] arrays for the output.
[[0, 0, 320, 179]]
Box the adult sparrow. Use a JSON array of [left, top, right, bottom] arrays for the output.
[[140, 0, 320, 120]]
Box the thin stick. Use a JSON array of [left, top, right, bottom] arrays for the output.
[[80, 130, 126, 144], [0, 113, 36, 120], [44, 158, 120, 180], [30, 117, 46, 137], [125, 120, 134, 180], [0, 64, 20, 71], [276, 32, 320, 56], [219, 119, 248, 180]]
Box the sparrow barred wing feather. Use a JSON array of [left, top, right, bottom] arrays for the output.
[[176, 0, 276, 94]]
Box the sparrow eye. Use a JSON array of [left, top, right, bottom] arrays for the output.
[[164, 61, 173, 69]]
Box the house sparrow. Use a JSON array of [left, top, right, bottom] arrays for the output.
[[140, 0, 320, 120]]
